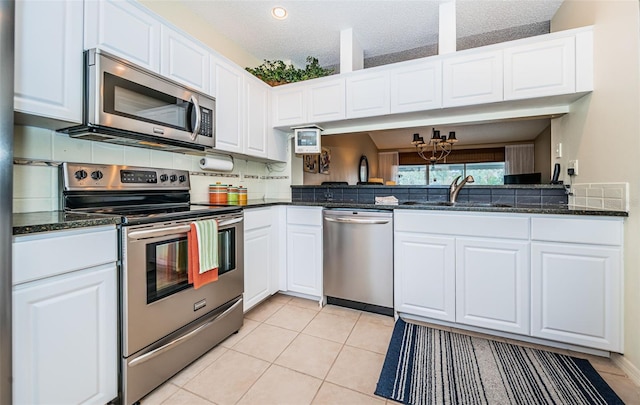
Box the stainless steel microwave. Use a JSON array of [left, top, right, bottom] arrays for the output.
[[58, 48, 215, 154]]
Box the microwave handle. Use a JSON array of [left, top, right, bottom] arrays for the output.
[[190, 95, 202, 141]]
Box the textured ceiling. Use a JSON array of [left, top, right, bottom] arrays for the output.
[[182, 0, 564, 68], [181, 0, 563, 149]]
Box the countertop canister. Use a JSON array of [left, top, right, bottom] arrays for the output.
[[209, 183, 228, 204], [238, 186, 247, 205], [227, 185, 239, 204]]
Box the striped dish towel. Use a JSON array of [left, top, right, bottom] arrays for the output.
[[188, 219, 219, 289]]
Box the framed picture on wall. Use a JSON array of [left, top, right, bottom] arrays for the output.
[[319, 147, 330, 175], [303, 154, 318, 173]]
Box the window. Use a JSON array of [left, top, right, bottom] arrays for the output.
[[397, 166, 427, 185], [398, 162, 505, 185]]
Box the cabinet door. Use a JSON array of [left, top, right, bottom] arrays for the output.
[[346, 71, 390, 118], [308, 78, 346, 122], [160, 26, 210, 92], [390, 60, 442, 113], [213, 58, 244, 153], [456, 238, 530, 335], [504, 37, 575, 100], [245, 76, 269, 158], [273, 85, 307, 127], [268, 129, 289, 162], [84, 0, 161, 72], [394, 232, 455, 322], [244, 226, 272, 312], [13, 264, 117, 405], [15, 0, 83, 123], [286, 225, 322, 298], [531, 242, 622, 352], [442, 50, 503, 107]]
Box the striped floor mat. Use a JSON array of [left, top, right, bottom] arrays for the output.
[[375, 318, 624, 405]]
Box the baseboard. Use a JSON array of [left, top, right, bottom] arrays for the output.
[[611, 354, 640, 386]]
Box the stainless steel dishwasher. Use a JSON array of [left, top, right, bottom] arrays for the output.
[[323, 209, 393, 315]]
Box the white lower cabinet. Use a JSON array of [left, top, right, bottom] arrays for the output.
[[286, 207, 323, 299], [394, 210, 624, 353], [12, 226, 118, 404], [456, 238, 529, 335], [531, 242, 622, 352], [244, 207, 280, 312], [394, 232, 455, 321]]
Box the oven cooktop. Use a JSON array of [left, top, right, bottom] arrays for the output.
[[61, 162, 242, 225]]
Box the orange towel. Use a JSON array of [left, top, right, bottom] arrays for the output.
[[188, 222, 219, 289]]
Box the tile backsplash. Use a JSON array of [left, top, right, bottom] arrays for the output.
[[569, 183, 629, 211], [13, 126, 292, 213]]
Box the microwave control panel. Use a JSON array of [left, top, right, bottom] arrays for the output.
[[199, 107, 213, 137]]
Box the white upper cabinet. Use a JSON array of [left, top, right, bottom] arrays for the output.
[[390, 60, 442, 113], [15, 0, 83, 124], [504, 36, 575, 100], [160, 26, 210, 92], [443, 50, 503, 107], [273, 77, 345, 127], [307, 78, 346, 123], [244, 75, 269, 158], [85, 0, 161, 72], [212, 57, 244, 154], [273, 84, 308, 127], [346, 70, 390, 118]]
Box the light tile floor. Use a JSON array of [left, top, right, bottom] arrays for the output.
[[141, 294, 640, 405]]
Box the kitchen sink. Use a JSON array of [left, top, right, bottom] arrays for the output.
[[401, 201, 513, 208]]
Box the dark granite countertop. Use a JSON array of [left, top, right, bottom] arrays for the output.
[[13, 196, 628, 236], [13, 211, 122, 236], [194, 199, 628, 217]]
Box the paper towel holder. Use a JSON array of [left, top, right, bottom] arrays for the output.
[[199, 154, 234, 171]]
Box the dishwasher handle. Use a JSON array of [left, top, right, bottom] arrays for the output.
[[324, 216, 391, 225]]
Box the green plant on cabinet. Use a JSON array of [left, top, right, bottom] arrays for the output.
[[246, 56, 334, 86]]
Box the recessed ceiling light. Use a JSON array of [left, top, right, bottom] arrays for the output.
[[271, 6, 288, 20]]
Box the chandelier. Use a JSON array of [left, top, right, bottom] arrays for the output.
[[411, 128, 458, 164]]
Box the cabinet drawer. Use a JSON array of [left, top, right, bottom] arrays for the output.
[[287, 206, 322, 226], [13, 226, 117, 285], [531, 216, 623, 246], [244, 207, 273, 230], [395, 210, 529, 239]]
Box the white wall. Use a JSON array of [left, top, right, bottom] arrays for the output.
[[551, 0, 640, 377], [12, 126, 291, 212]]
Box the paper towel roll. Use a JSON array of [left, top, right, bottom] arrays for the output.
[[199, 155, 234, 172]]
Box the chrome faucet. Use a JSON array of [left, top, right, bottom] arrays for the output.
[[449, 175, 475, 203]]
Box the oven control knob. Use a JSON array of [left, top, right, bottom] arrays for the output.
[[178, 175, 187, 183], [91, 170, 103, 180], [159, 174, 168, 182], [169, 174, 178, 182], [74, 170, 87, 180]]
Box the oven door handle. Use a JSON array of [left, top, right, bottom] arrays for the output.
[[127, 225, 192, 240], [128, 298, 243, 368], [218, 217, 243, 227]]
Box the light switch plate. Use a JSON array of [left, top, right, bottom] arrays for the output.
[[555, 143, 562, 158]]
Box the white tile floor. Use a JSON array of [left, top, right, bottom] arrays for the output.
[[140, 294, 640, 405]]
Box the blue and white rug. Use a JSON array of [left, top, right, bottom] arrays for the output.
[[375, 318, 624, 405]]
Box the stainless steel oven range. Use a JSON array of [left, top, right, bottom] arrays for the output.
[[61, 162, 243, 405]]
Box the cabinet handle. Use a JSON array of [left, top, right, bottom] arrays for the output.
[[325, 217, 390, 225]]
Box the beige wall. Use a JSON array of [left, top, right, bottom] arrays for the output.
[[551, 0, 640, 374], [533, 125, 551, 181], [138, 1, 261, 68], [303, 133, 379, 185]]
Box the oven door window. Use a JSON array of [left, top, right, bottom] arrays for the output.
[[218, 227, 236, 276], [146, 227, 237, 303], [147, 237, 190, 303], [103, 72, 195, 132]]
